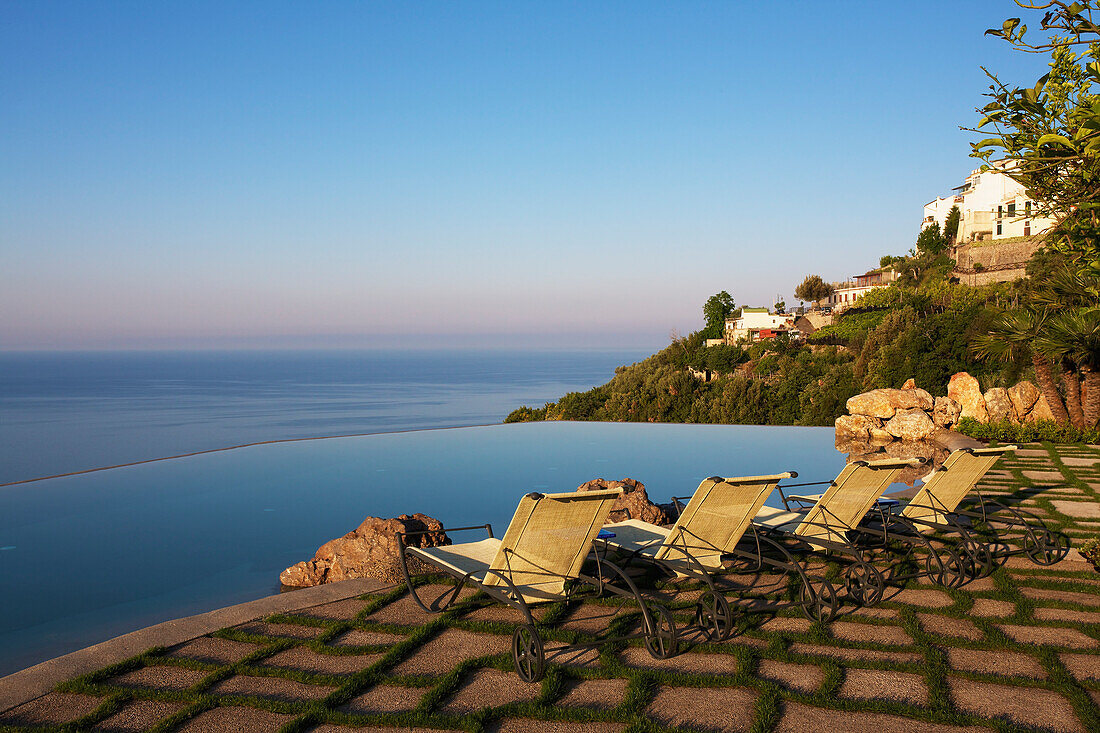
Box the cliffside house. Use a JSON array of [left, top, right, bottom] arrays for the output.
[[724, 307, 797, 344], [826, 268, 897, 312], [922, 161, 1056, 244]]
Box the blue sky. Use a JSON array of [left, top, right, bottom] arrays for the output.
[[0, 1, 1050, 350]]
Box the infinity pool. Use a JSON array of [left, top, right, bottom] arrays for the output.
[[0, 422, 844, 676]]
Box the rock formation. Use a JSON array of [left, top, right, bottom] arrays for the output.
[[948, 372, 989, 423], [932, 396, 961, 428], [281, 513, 449, 588], [576, 477, 670, 525], [884, 408, 937, 441]]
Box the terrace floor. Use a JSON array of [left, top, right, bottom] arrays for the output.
[[1, 443, 1099, 732]]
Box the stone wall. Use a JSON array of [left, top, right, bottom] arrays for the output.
[[952, 238, 1042, 286]]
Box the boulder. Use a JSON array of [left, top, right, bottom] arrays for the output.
[[1008, 381, 1041, 420], [846, 388, 934, 419], [280, 513, 449, 588], [869, 427, 893, 442], [835, 414, 883, 439], [577, 477, 669, 525], [948, 372, 988, 423], [984, 387, 1014, 423], [932, 396, 962, 428], [884, 407, 937, 441], [1026, 394, 1057, 423], [901, 378, 917, 389]]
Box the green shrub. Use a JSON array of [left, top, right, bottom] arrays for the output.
[[955, 417, 1100, 444], [1078, 538, 1100, 571]]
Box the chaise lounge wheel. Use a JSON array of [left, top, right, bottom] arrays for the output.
[[512, 624, 544, 683], [961, 540, 994, 579], [798, 579, 839, 623], [844, 561, 885, 607], [1025, 528, 1070, 566], [927, 547, 967, 588], [644, 604, 679, 660], [695, 589, 733, 642]]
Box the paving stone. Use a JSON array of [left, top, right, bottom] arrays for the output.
[[297, 597, 372, 621], [757, 659, 824, 693], [969, 598, 1016, 618], [1022, 470, 1066, 484], [487, 720, 627, 733], [1014, 449, 1050, 458], [1061, 457, 1100, 467], [1051, 501, 1100, 518], [461, 603, 547, 624], [258, 646, 383, 675], [1059, 652, 1100, 681], [108, 664, 208, 691], [759, 616, 815, 634], [775, 701, 987, 732], [329, 628, 406, 646], [830, 621, 913, 646], [645, 684, 757, 732], [620, 646, 738, 675], [167, 636, 262, 665], [207, 673, 336, 702], [439, 668, 540, 712], [392, 628, 509, 676], [560, 603, 625, 633], [849, 606, 900, 620], [788, 642, 922, 664], [308, 721, 457, 726], [948, 677, 1082, 732], [961, 576, 997, 592], [889, 588, 955, 608], [997, 624, 1098, 648], [92, 699, 188, 732], [175, 706, 295, 732], [364, 585, 475, 626], [338, 684, 427, 714], [945, 647, 1046, 678], [556, 678, 629, 709], [917, 613, 984, 641], [1033, 607, 1100, 624], [840, 668, 928, 706], [542, 640, 601, 668], [233, 621, 325, 640], [0, 692, 104, 726]]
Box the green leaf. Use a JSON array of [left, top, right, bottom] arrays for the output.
[[1037, 133, 1076, 148]]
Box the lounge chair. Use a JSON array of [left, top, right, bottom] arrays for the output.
[[396, 489, 679, 682], [750, 457, 924, 607], [866, 446, 1069, 574], [595, 472, 840, 639]]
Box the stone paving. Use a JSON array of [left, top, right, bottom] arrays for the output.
[[2, 443, 1099, 732]]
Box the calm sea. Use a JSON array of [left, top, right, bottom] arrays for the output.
[[0, 348, 650, 485]]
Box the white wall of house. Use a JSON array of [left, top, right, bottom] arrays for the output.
[[724, 309, 795, 343], [926, 162, 1056, 243]]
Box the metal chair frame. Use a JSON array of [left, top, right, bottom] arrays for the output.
[[397, 519, 678, 683]]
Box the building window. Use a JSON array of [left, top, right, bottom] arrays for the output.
[[1025, 201, 1032, 215], [997, 205, 1003, 218], [1007, 201, 1016, 216], [996, 222, 1002, 235], [1024, 222, 1031, 236]]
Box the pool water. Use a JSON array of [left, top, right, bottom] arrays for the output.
[[0, 422, 844, 676]]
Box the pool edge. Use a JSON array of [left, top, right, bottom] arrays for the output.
[[0, 577, 392, 714]]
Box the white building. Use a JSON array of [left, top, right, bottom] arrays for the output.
[[922, 161, 1056, 243], [724, 307, 796, 344], [827, 269, 898, 311]]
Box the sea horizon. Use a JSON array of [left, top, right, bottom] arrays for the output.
[[0, 346, 653, 484]]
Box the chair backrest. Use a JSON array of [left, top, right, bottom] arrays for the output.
[[484, 489, 622, 601], [794, 458, 922, 545], [655, 473, 791, 571], [901, 446, 1014, 524]]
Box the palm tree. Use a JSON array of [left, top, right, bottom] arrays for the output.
[[1036, 308, 1100, 428], [971, 308, 1071, 424]]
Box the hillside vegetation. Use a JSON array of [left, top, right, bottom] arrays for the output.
[[505, 265, 1017, 427]]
